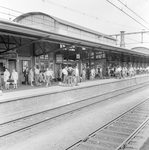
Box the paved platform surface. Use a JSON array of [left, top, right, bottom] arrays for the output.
[[3, 78, 149, 150], [0, 78, 118, 102]]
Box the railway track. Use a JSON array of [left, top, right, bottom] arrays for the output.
[[0, 82, 149, 148], [66, 97, 149, 150]]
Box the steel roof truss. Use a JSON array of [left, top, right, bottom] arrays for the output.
[[46, 42, 55, 51], [0, 34, 51, 54], [11, 36, 21, 46], [0, 35, 8, 50], [37, 42, 44, 53]]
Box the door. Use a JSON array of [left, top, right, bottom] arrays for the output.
[[8, 60, 16, 73]]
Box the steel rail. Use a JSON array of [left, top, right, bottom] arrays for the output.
[[66, 94, 149, 150], [0, 79, 147, 126], [116, 117, 149, 150], [0, 82, 149, 139]]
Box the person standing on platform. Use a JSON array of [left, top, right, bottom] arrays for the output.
[[62, 66, 68, 86], [11, 69, 18, 89], [59, 67, 63, 81], [34, 66, 40, 86], [50, 68, 55, 84], [23, 67, 29, 85], [74, 65, 79, 86], [45, 68, 52, 87], [4, 68, 10, 90], [107, 66, 111, 78], [90, 67, 95, 80], [86, 66, 90, 80], [67, 65, 73, 87], [99, 67, 103, 79], [29, 68, 34, 86], [82, 68, 86, 82]]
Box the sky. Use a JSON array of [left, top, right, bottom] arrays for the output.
[[0, 0, 149, 49]]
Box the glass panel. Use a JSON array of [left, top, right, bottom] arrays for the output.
[[45, 54, 48, 59], [40, 55, 44, 59]]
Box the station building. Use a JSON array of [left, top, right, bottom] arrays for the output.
[[0, 12, 149, 83]]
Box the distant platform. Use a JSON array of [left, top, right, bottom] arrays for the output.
[[0, 75, 149, 103]]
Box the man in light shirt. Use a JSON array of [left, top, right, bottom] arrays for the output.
[[74, 65, 79, 86], [62, 66, 68, 86]]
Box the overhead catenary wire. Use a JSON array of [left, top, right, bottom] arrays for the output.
[[0, 2, 144, 32], [0, 11, 17, 19], [42, 0, 142, 30], [0, 4, 142, 31], [1, 1, 149, 32], [0, 2, 149, 49], [123, 41, 149, 45], [0, 9, 117, 41], [125, 37, 141, 43], [106, 0, 149, 31], [118, 0, 149, 26], [0, 5, 24, 14]]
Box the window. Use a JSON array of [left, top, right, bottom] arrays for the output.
[[40, 55, 44, 59], [45, 54, 48, 59], [40, 55, 49, 59]]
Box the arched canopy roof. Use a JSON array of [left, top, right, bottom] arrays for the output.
[[0, 18, 149, 57], [14, 12, 115, 41], [131, 47, 149, 55], [14, 12, 55, 22]]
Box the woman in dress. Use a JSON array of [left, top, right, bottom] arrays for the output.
[[4, 68, 10, 89], [29, 68, 34, 86], [45, 68, 52, 87], [82, 68, 86, 82], [11, 69, 18, 89]]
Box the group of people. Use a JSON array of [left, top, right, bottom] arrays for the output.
[[1, 64, 149, 91], [70, 65, 149, 82], [77, 66, 103, 81], [0, 66, 56, 90], [23, 66, 55, 87], [59, 65, 103, 86], [3, 68, 18, 90], [59, 65, 80, 87], [106, 65, 149, 79]]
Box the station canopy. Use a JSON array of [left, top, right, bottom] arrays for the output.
[[131, 47, 149, 55], [0, 12, 149, 57]]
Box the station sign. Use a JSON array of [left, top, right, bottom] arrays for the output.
[[56, 54, 63, 64], [76, 54, 80, 59]]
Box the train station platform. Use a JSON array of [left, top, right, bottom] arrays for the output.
[[1, 74, 149, 102], [1, 74, 149, 150], [0, 74, 149, 124], [0, 77, 117, 102]]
